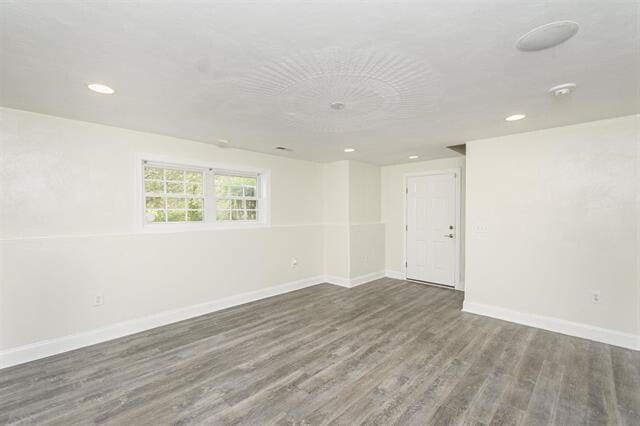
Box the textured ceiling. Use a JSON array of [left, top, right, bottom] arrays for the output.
[[1, 0, 639, 165], [239, 48, 444, 133]]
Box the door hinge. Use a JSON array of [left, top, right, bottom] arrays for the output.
[[406, 225, 408, 231], [405, 261, 408, 267], [405, 187, 408, 194]]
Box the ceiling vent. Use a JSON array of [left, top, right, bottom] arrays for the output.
[[516, 21, 579, 51]]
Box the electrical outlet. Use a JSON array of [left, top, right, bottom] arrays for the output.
[[93, 294, 104, 307], [474, 224, 489, 233], [291, 258, 298, 268], [591, 291, 600, 304]]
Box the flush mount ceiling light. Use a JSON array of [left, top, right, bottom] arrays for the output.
[[87, 83, 115, 94], [330, 102, 346, 110], [344, 148, 355, 152], [216, 139, 230, 148], [408, 155, 419, 159], [505, 114, 526, 121], [516, 21, 579, 51], [548, 83, 577, 97]]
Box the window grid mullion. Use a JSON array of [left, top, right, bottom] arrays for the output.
[[206, 169, 216, 224]]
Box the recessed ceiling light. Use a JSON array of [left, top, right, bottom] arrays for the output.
[[344, 148, 355, 152], [330, 102, 346, 110], [87, 83, 115, 94], [516, 21, 579, 52], [409, 155, 419, 159], [505, 114, 526, 121]]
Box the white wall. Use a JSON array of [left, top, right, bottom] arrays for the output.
[[349, 161, 380, 224], [322, 161, 349, 224], [322, 161, 350, 279], [9, 106, 635, 359], [322, 160, 384, 282], [349, 223, 385, 278], [0, 107, 325, 352], [348, 161, 384, 279], [381, 157, 466, 285], [637, 126, 640, 342], [464, 115, 640, 344]]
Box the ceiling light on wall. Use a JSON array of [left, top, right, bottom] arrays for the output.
[[548, 83, 577, 97], [216, 139, 230, 148], [516, 21, 579, 52], [408, 155, 419, 159], [87, 83, 115, 94], [505, 114, 526, 121], [344, 148, 355, 152]]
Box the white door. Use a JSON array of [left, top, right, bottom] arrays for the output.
[[406, 173, 457, 287]]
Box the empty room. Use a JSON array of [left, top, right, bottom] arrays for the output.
[[1, 0, 639, 424]]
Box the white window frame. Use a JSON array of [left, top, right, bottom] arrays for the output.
[[134, 153, 271, 232]]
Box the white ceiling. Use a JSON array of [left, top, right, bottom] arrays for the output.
[[1, 0, 639, 165]]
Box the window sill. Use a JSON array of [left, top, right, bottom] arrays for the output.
[[138, 222, 271, 234]]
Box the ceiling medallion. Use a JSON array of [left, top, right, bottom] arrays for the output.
[[238, 48, 443, 133]]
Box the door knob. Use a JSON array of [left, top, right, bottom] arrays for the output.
[[444, 234, 454, 238]]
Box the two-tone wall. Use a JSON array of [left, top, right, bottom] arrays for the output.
[[0, 108, 326, 366], [0, 108, 388, 367], [323, 160, 385, 285], [3, 107, 638, 368]]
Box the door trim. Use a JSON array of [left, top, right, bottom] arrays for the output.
[[403, 168, 462, 290]]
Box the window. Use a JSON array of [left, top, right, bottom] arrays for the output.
[[214, 174, 259, 221], [144, 165, 205, 223], [140, 158, 268, 228]]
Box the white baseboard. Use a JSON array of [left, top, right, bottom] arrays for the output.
[[349, 271, 386, 287], [462, 301, 640, 351], [0, 275, 325, 369], [324, 275, 351, 287], [324, 271, 386, 288], [385, 270, 404, 280]]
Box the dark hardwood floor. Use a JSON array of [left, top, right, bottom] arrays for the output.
[[1, 278, 639, 425]]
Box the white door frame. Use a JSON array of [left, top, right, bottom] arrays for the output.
[[403, 168, 462, 290]]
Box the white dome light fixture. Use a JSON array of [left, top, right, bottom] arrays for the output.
[[87, 83, 115, 94], [216, 139, 230, 148], [408, 155, 419, 159], [548, 83, 577, 97], [344, 148, 355, 152], [516, 21, 579, 52], [505, 114, 526, 121]]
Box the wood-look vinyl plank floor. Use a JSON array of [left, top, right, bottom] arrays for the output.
[[1, 278, 639, 425]]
